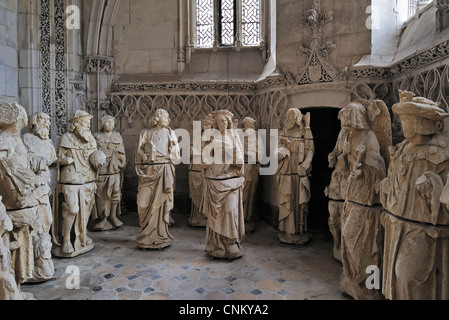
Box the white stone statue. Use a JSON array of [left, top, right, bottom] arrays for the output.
[[23, 112, 56, 282], [135, 109, 180, 250], [0, 196, 26, 300], [338, 100, 391, 300], [241, 117, 262, 234], [276, 108, 315, 245], [0, 101, 38, 293], [325, 126, 351, 262], [52, 110, 106, 258], [201, 110, 246, 260], [380, 90, 449, 300], [92, 116, 127, 231], [188, 114, 215, 228]]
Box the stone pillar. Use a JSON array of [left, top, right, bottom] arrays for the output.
[[437, 0, 449, 33], [0, 0, 18, 99]]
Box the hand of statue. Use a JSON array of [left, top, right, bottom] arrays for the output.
[[277, 147, 290, 161], [298, 162, 311, 176], [66, 157, 75, 165], [350, 163, 363, 179]]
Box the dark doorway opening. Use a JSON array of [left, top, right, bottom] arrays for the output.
[[301, 107, 341, 234]]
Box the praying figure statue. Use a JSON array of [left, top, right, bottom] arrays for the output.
[[338, 100, 391, 300], [23, 112, 57, 282], [52, 110, 106, 258], [380, 91, 449, 300], [276, 108, 315, 245], [188, 114, 215, 228], [93, 116, 127, 231], [135, 109, 180, 250], [202, 110, 246, 260], [241, 117, 262, 234]]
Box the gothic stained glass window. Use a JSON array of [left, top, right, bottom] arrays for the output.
[[196, 0, 262, 48], [197, 0, 214, 47], [242, 0, 261, 46], [220, 0, 236, 46]]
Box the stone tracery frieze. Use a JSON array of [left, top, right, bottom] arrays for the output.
[[54, 0, 67, 136]]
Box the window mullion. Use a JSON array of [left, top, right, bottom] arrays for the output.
[[236, 0, 242, 48], [214, 0, 220, 49]]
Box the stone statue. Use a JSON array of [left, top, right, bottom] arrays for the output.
[[92, 116, 127, 231], [135, 109, 180, 250], [0, 196, 26, 300], [52, 110, 106, 258], [241, 117, 262, 234], [0, 101, 38, 293], [380, 90, 449, 300], [338, 100, 391, 300], [325, 126, 351, 262], [188, 115, 215, 228], [202, 110, 245, 260], [23, 112, 56, 282], [276, 108, 315, 245]]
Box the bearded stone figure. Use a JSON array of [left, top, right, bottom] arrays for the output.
[[23, 112, 57, 282], [52, 110, 106, 258], [188, 114, 215, 228], [135, 109, 180, 250], [380, 91, 449, 300], [0, 101, 39, 297], [276, 108, 315, 245], [338, 100, 391, 300], [201, 110, 246, 260], [93, 116, 127, 231]]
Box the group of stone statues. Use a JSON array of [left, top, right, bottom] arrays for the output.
[[0, 102, 127, 299], [1, 88, 447, 300], [326, 90, 449, 300]]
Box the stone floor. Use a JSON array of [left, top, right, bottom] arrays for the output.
[[21, 213, 347, 301]]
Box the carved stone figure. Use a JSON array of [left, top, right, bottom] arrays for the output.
[[52, 110, 106, 258], [188, 115, 215, 228], [241, 117, 262, 234], [0, 196, 26, 300], [23, 113, 56, 282], [92, 116, 127, 231], [135, 109, 180, 250], [0, 101, 38, 293], [338, 100, 391, 300], [276, 108, 315, 245], [325, 126, 351, 262], [202, 110, 245, 260], [380, 90, 449, 300]]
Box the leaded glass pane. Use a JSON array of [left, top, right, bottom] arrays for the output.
[[197, 0, 214, 47], [242, 0, 260, 46], [220, 0, 235, 46]]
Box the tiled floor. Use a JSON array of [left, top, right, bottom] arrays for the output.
[[21, 213, 347, 300]]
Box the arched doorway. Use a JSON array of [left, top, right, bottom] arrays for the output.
[[300, 107, 341, 234]]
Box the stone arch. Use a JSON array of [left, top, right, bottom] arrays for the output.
[[84, 0, 121, 56]]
